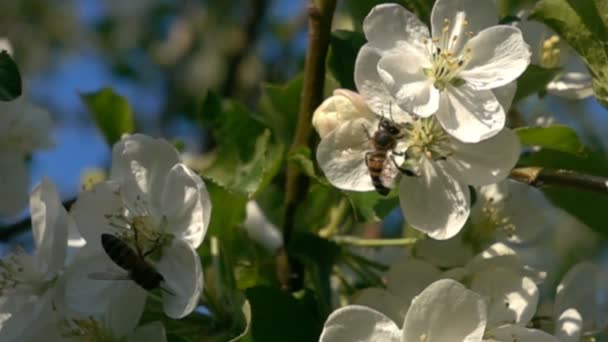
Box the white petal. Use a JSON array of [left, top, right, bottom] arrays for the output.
[[546, 72, 594, 99], [70, 180, 123, 249], [110, 134, 180, 200], [313, 90, 377, 138], [354, 45, 412, 122], [437, 85, 505, 143], [492, 82, 517, 112], [486, 325, 560, 342], [402, 279, 486, 342], [377, 46, 438, 117], [105, 282, 148, 338], [0, 153, 28, 218], [155, 239, 203, 319], [449, 129, 520, 186], [471, 267, 538, 327], [30, 178, 69, 278], [0, 289, 54, 341], [363, 4, 430, 51], [0, 38, 13, 55], [353, 288, 405, 325], [413, 232, 474, 268], [319, 305, 401, 342], [554, 308, 582, 342], [431, 0, 498, 42], [316, 118, 376, 191], [244, 201, 283, 252], [128, 322, 167, 342], [399, 159, 470, 240], [161, 164, 210, 249], [386, 259, 441, 308], [554, 262, 608, 334], [460, 26, 531, 90]]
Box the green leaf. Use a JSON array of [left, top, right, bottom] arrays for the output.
[[0, 51, 22, 101], [519, 149, 608, 238], [346, 191, 400, 222], [245, 286, 321, 342], [257, 76, 302, 145], [497, 0, 536, 18], [530, 0, 608, 107], [288, 147, 330, 186], [81, 88, 135, 146], [201, 92, 284, 198], [514, 65, 561, 102], [515, 125, 585, 154], [328, 30, 366, 90]]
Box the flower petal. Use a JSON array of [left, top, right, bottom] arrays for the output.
[[105, 281, 148, 338], [319, 305, 401, 342], [460, 26, 531, 90], [402, 279, 486, 342], [470, 267, 538, 327], [155, 239, 203, 319], [354, 45, 412, 122], [492, 82, 517, 112], [437, 85, 505, 143], [0, 290, 54, 341], [110, 134, 180, 201], [128, 322, 167, 342], [353, 288, 405, 325], [413, 232, 474, 268], [399, 159, 470, 240], [313, 90, 377, 138], [449, 128, 520, 186], [386, 259, 441, 308], [554, 308, 582, 342], [431, 0, 498, 42], [161, 164, 211, 249], [0, 153, 28, 218], [363, 3, 429, 51], [30, 178, 69, 278], [377, 46, 438, 117], [547, 72, 594, 99], [316, 118, 376, 191], [486, 325, 560, 342], [70, 180, 123, 249]]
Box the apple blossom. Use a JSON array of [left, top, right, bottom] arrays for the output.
[[70, 134, 211, 319], [0, 178, 70, 340], [355, 0, 530, 142]]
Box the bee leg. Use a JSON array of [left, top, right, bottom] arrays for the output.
[[142, 236, 162, 258], [361, 124, 371, 139], [364, 152, 372, 167], [132, 226, 144, 257], [391, 155, 416, 177]]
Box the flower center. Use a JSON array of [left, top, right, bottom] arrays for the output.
[[0, 246, 50, 297], [61, 317, 124, 342], [540, 35, 561, 68], [423, 14, 474, 90], [404, 117, 452, 162], [104, 191, 173, 260], [473, 197, 516, 240]]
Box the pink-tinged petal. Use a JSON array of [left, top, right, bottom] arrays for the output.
[[448, 128, 520, 186], [155, 240, 203, 319], [313, 89, 377, 138], [320, 305, 401, 342], [0, 153, 28, 218], [70, 180, 124, 249], [354, 45, 413, 122], [403, 279, 486, 342], [460, 26, 531, 90], [161, 164, 211, 249], [431, 0, 498, 43], [30, 178, 69, 278], [363, 4, 430, 51], [437, 84, 505, 143], [399, 159, 470, 240]]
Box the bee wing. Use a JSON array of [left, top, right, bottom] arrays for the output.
[[380, 156, 400, 189], [88, 270, 130, 281]]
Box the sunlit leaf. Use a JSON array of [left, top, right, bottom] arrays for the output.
[[515, 125, 585, 154], [81, 88, 135, 146], [514, 65, 561, 102]]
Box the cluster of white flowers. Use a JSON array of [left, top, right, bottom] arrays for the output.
[[0, 134, 211, 341]]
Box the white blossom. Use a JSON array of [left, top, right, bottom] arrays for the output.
[[355, 0, 530, 142], [70, 134, 211, 319], [243, 201, 283, 253], [0, 178, 70, 340], [0, 99, 53, 217]]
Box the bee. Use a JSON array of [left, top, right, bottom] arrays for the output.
[[93, 233, 165, 292], [364, 116, 414, 196]]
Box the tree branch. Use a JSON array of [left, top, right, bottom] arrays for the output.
[[510, 167, 608, 194], [277, 0, 336, 291]]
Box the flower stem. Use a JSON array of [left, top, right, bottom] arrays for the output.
[[332, 236, 419, 247], [277, 0, 337, 291], [510, 167, 608, 194]]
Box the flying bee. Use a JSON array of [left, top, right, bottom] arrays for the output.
[[364, 116, 415, 196], [90, 233, 169, 293]]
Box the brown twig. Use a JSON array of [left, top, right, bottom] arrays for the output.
[[510, 167, 608, 194], [277, 0, 337, 291]]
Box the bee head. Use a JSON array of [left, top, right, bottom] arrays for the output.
[[379, 117, 400, 136]]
